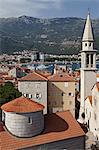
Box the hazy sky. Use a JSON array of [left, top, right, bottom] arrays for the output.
[[0, 0, 99, 18]]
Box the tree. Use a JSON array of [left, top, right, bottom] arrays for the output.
[[0, 82, 22, 106]]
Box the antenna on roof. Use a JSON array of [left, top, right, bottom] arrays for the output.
[[88, 8, 90, 15]]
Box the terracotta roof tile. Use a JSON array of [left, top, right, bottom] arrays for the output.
[[4, 76, 15, 80], [0, 111, 85, 150], [48, 73, 75, 82], [36, 70, 51, 78], [96, 82, 99, 91], [0, 122, 5, 132], [96, 74, 99, 78], [1, 96, 44, 113], [19, 72, 48, 81], [0, 72, 8, 75], [0, 79, 4, 83]]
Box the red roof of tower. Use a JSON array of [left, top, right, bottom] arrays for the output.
[[1, 96, 44, 113]]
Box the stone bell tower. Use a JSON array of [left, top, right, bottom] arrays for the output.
[[79, 12, 97, 119]]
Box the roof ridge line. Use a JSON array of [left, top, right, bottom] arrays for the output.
[[34, 71, 48, 81]]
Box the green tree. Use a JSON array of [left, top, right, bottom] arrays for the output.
[[0, 82, 22, 106]]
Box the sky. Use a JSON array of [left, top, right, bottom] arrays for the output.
[[0, 0, 99, 19]]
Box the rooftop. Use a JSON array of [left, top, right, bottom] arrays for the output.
[[48, 73, 75, 82], [96, 82, 99, 91], [36, 70, 51, 78], [1, 96, 44, 113], [0, 111, 85, 150], [82, 13, 94, 42], [19, 71, 48, 81]]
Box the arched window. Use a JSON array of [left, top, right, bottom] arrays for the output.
[[85, 43, 87, 47], [89, 43, 91, 47], [91, 54, 93, 66], [86, 54, 89, 66]]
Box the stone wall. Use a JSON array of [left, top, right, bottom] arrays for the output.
[[48, 81, 75, 117], [18, 81, 47, 114], [4, 111, 44, 137]]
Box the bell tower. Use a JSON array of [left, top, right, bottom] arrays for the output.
[[79, 12, 97, 119]]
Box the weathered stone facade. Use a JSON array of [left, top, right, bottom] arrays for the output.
[[18, 81, 47, 114], [4, 110, 44, 137], [48, 81, 75, 117]]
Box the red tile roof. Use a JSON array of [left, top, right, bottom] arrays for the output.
[[96, 74, 99, 78], [0, 72, 8, 75], [0, 111, 85, 150], [48, 73, 75, 82], [1, 96, 44, 113], [19, 72, 48, 81], [96, 82, 99, 91], [0, 122, 5, 132], [4, 76, 15, 80], [0, 79, 4, 84], [36, 70, 51, 78]]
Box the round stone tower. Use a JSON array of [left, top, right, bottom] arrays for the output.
[[1, 96, 44, 137]]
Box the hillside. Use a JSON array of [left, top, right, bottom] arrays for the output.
[[0, 16, 99, 54]]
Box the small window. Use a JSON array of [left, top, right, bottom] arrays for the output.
[[85, 43, 87, 47], [91, 54, 93, 65], [86, 54, 89, 66], [26, 94, 29, 98], [89, 43, 91, 47], [68, 93, 72, 96], [29, 94, 32, 99], [23, 93, 26, 97], [62, 92, 64, 96], [28, 117, 32, 124], [35, 93, 42, 99]]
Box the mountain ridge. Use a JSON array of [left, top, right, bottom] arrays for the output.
[[0, 16, 99, 54]]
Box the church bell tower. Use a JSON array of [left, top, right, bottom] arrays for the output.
[[79, 12, 97, 119]]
